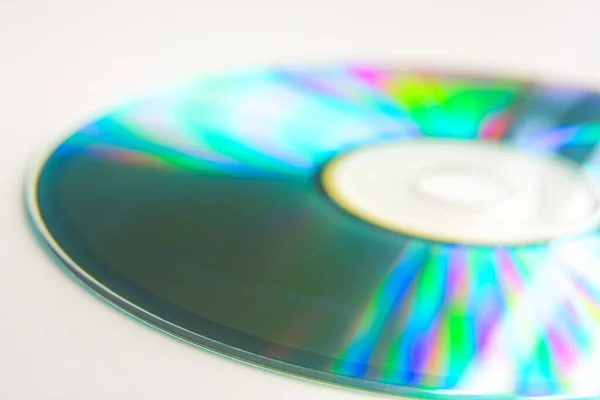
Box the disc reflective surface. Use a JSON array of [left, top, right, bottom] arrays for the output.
[[28, 65, 600, 399]]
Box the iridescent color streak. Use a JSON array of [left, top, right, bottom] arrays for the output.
[[515, 123, 600, 152], [377, 245, 450, 385], [498, 247, 528, 300], [445, 246, 474, 387], [337, 239, 600, 395], [480, 110, 515, 140], [388, 75, 520, 138], [60, 67, 522, 180], [332, 240, 428, 377]]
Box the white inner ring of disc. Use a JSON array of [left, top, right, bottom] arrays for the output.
[[321, 139, 600, 245]]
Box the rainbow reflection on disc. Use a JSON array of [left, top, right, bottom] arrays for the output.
[[28, 65, 600, 398]]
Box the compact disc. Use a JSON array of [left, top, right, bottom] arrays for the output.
[[27, 65, 600, 399]]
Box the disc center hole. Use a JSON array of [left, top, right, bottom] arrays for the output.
[[411, 165, 515, 209]]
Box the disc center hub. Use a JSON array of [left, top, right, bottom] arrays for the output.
[[321, 139, 600, 245]]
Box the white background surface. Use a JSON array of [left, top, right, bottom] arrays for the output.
[[1, 1, 600, 398]]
